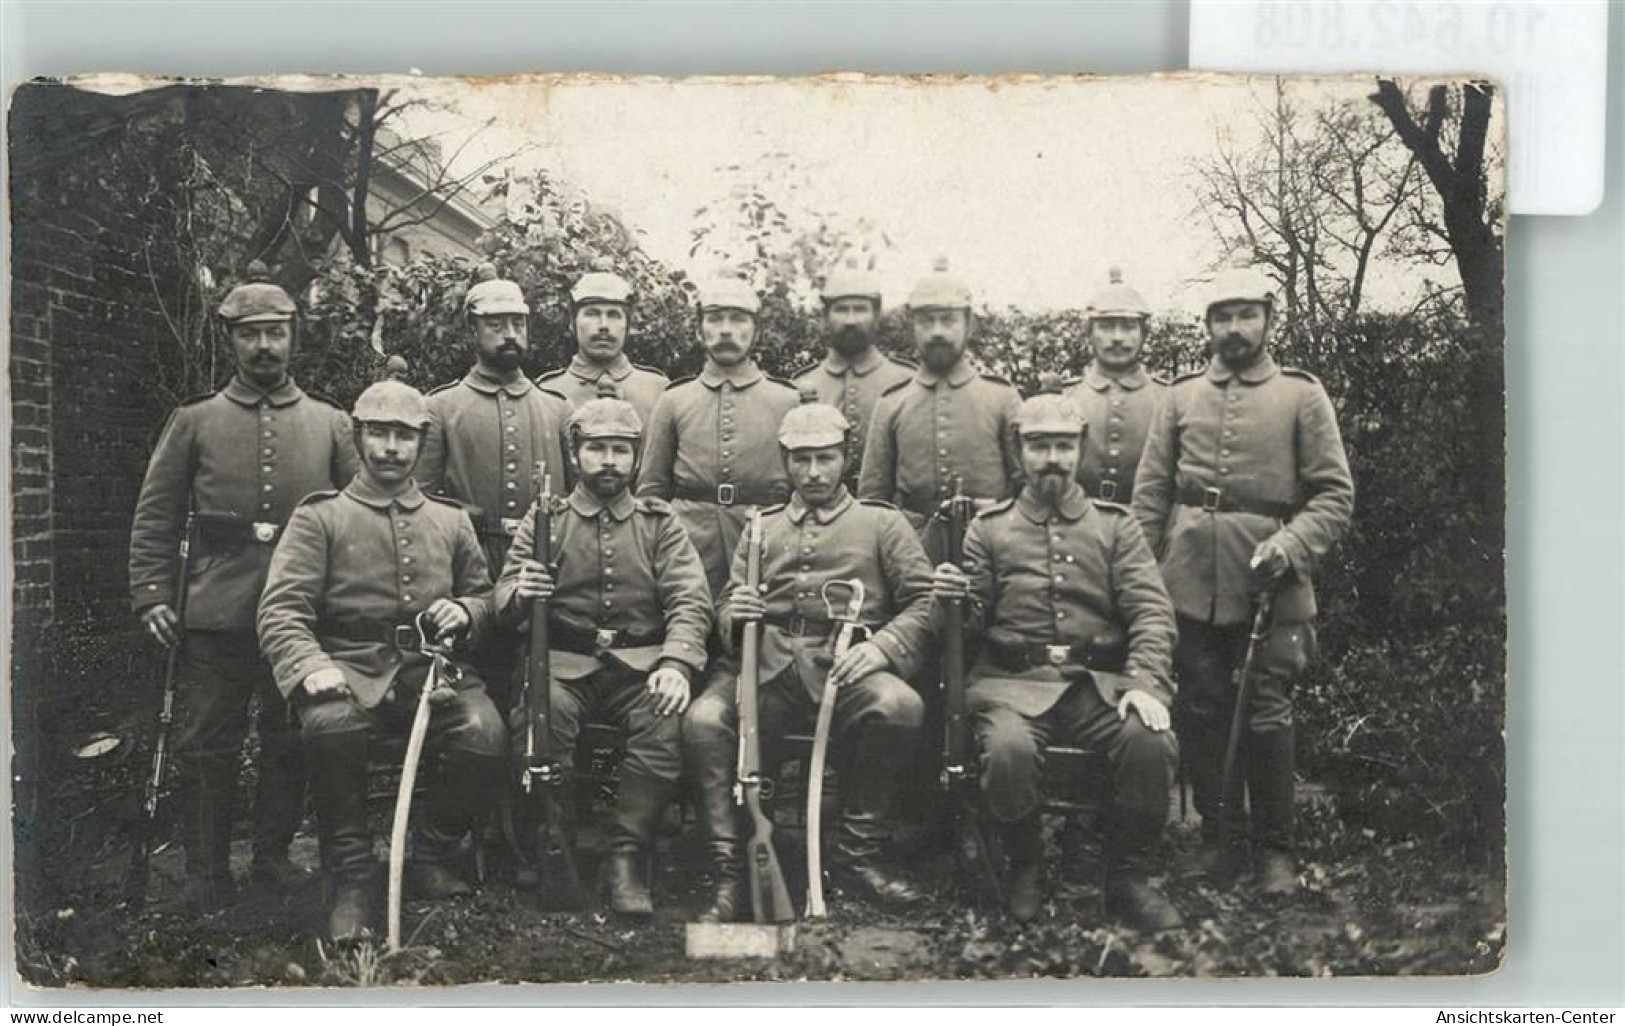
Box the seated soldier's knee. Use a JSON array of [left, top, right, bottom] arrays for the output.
[[445, 691, 508, 758], [296, 695, 371, 739], [861, 672, 926, 729], [1115, 715, 1178, 777], [683, 688, 736, 746]]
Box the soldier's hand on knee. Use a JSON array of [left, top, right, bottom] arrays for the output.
[[142, 603, 181, 649], [728, 586, 767, 624], [829, 641, 887, 688], [302, 667, 350, 698], [647, 666, 691, 717], [1117, 689, 1171, 732], [425, 598, 471, 640], [513, 559, 556, 602], [931, 562, 970, 601]]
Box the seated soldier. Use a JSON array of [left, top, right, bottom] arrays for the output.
[[258, 381, 508, 942], [494, 396, 712, 918], [931, 392, 1183, 932], [684, 401, 934, 922]]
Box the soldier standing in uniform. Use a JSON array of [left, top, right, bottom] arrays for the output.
[[858, 259, 1023, 558], [258, 381, 507, 941], [636, 278, 799, 598], [931, 393, 1182, 931], [417, 264, 572, 708], [1132, 265, 1354, 895], [536, 270, 669, 422], [495, 397, 712, 918], [129, 265, 357, 909], [1063, 267, 1167, 505], [685, 402, 934, 921], [790, 259, 914, 487]]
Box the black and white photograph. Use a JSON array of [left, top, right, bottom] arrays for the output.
[[7, 71, 1506, 987]]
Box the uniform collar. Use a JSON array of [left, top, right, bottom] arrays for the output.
[[568, 352, 633, 382], [1204, 351, 1279, 385], [463, 366, 534, 398], [567, 484, 635, 521], [1016, 482, 1091, 524], [1084, 363, 1149, 391], [346, 474, 426, 511], [787, 486, 854, 525], [820, 346, 885, 378], [223, 375, 304, 408], [699, 359, 765, 390], [914, 358, 977, 389]]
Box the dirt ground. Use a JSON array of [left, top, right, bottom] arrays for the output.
[[14, 780, 1504, 988]]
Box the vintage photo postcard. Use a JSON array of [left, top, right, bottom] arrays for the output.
[[7, 72, 1505, 987]]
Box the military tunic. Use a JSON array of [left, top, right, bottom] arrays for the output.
[[635, 361, 799, 597], [535, 353, 669, 424], [1063, 364, 1166, 504], [958, 484, 1178, 822], [493, 486, 711, 780], [858, 360, 1023, 528], [791, 347, 915, 485]]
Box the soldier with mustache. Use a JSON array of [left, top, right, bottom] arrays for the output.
[[636, 277, 799, 598], [129, 263, 357, 910], [536, 269, 669, 423], [417, 264, 572, 709], [1132, 263, 1354, 896]]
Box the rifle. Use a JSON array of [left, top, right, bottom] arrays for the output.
[[518, 463, 584, 908], [805, 578, 865, 919], [387, 610, 462, 952], [938, 479, 1005, 905], [126, 510, 196, 906], [1219, 584, 1277, 852], [736, 507, 794, 924]]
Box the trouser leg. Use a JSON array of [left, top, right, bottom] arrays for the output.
[[411, 672, 507, 897], [172, 631, 254, 903], [1173, 618, 1248, 848], [683, 666, 744, 922], [297, 695, 377, 940], [601, 667, 683, 916], [249, 653, 307, 876], [826, 671, 927, 905]]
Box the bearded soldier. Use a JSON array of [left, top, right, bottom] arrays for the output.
[[494, 397, 712, 917], [858, 259, 1022, 559], [1063, 267, 1167, 504], [417, 264, 572, 706], [931, 392, 1182, 931], [685, 402, 934, 921], [1132, 264, 1354, 895], [636, 277, 799, 597], [129, 264, 356, 909], [258, 382, 507, 941], [791, 259, 914, 487], [536, 270, 670, 423]]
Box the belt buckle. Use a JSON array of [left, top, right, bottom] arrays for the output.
[[1202, 486, 1223, 513], [786, 614, 806, 636], [392, 623, 421, 650], [252, 521, 278, 543], [500, 517, 522, 536], [593, 628, 618, 651], [1097, 480, 1118, 501], [716, 482, 736, 506], [1044, 644, 1070, 667]]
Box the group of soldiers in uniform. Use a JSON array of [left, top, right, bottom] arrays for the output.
[[129, 250, 1353, 943]]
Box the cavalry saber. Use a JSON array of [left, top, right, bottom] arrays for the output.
[[1219, 582, 1278, 852], [805, 578, 866, 919], [388, 611, 461, 952]]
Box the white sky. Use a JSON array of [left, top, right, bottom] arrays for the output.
[[395, 74, 1469, 314]]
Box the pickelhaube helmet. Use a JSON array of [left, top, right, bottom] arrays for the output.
[[778, 400, 851, 450], [571, 269, 634, 307], [1087, 266, 1152, 321], [820, 257, 883, 306], [218, 261, 297, 324], [696, 276, 761, 315], [568, 397, 644, 442], [352, 380, 431, 431], [906, 257, 972, 310], [1203, 260, 1276, 316], [463, 263, 530, 317], [1014, 392, 1086, 439]]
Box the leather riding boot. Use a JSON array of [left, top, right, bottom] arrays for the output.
[[606, 771, 677, 918], [410, 750, 505, 899], [691, 739, 745, 923], [830, 724, 927, 907], [305, 731, 376, 940], [1003, 811, 1046, 924], [1057, 811, 1102, 883], [251, 706, 310, 888], [1182, 715, 1245, 878], [1247, 727, 1298, 896], [179, 755, 238, 911], [1103, 806, 1184, 934]]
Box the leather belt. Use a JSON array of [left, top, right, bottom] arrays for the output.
[[319, 620, 423, 646], [1176, 484, 1295, 520], [551, 619, 665, 654], [195, 512, 281, 550], [989, 639, 1127, 674], [674, 482, 786, 507], [472, 516, 524, 542], [760, 613, 872, 640]]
